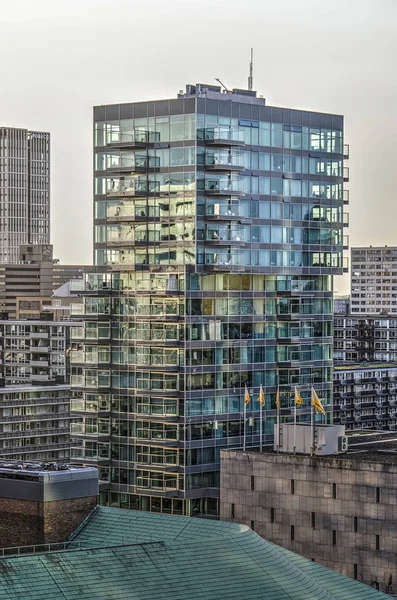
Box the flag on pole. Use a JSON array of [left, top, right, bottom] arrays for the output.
[[295, 387, 303, 406], [244, 385, 251, 406], [312, 388, 326, 415], [275, 387, 280, 410], [257, 385, 265, 407]]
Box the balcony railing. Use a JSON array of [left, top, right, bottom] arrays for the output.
[[106, 129, 160, 147], [198, 127, 245, 145], [199, 177, 244, 196]]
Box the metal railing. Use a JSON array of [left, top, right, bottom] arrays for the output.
[[0, 541, 87, 557]]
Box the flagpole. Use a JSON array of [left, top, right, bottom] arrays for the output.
[[293, 389, 297, 455], [243, 396, 247, 452], [259, 401, 262, 452], [276, 406, 280, 454], [311, 388, 314, 456]]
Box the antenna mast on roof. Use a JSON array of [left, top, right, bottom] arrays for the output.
[[214, 78, 230, 93], [248, 48, 254, 91]]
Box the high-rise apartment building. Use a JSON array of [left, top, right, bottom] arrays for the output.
[[0, 128, 50, 262], [70, 83, 349, 516], [351, 246, 397, 314]]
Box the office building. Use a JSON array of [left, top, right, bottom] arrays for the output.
[[334, 314, 397, 363], [70, 82, 349, 516], [0, 243, 88, 318], [220, 430, 397, 596], [351, 246, 397, 314], [0, 127, 50, 263], [333, 363, 397, 430], [0, 503, 388, 600]]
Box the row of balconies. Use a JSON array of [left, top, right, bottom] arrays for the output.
[[104, 127, 349, 159]]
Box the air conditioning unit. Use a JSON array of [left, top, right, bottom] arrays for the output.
[[338, 436, 348, 453]]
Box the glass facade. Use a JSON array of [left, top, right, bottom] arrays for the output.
[[70, 85, 348, 516]]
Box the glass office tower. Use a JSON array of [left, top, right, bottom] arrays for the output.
[[70, 84, 349, 516]]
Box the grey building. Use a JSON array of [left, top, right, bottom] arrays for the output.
[[0, 243, 89, 318], [70, 83, 349, 517], [0, 127, 50, 263], [0, 318, 80, 385], [334, 294, 350, 314], [351, 246, 397, 314], [333, 363, 397, 430], [0, 384, 74, 462], [220, 431, 397, 596], [334, 314, 397, 363]]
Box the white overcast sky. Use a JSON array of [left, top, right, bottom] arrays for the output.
[[0, 0, 396, 293]]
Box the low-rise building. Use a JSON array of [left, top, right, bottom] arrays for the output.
[[0, 476, 389, 600], [220, 430, 397, 596], [334, 363, 397, 430]]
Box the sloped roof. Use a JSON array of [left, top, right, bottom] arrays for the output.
[[0, 507, 391, 600]]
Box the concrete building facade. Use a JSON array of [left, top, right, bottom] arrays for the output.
[[0, 384, 74, 462], [333, 363, 397, 431], [220, 439, 397, 596], [0, 318, 79, 385], [0, 127, 50, 263], [334, 314, 397, 363], [0, 243, 88, 318], [351, 246, 397, 314]]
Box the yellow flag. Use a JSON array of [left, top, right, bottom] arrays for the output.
[[312, 388, 326, 415], [295, 387, 303, 406], [244, 385, 251, 406], [275, 387, 280, 411], [257, 385, 265, 407]]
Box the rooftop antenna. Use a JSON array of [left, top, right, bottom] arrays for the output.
[[214, 78, 230, 93], [248, 48, 254, 91]]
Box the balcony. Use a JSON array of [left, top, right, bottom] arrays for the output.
[[70, 303, 84, 316], [204, 151, 245, 172], [343, 190, 349, 205], [199, 127, 245, 147], [30, 346, 50, 353], [30, 360, 49, 367], [343, 144, 350, 159], [30, 374, 52, 382], [343, 167, 349, 182], [199, 177, 245, 197], [106, 155, 155, 174], [106, 179, 148, 197], [204, 202, 250, 220], [106, 129, 160, 149], [30, 331, 49, 339]]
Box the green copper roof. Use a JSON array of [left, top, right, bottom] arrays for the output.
[[0, 507, 391, 600]]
